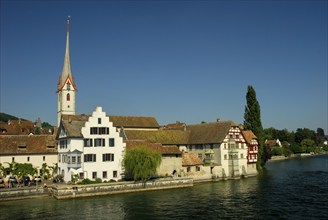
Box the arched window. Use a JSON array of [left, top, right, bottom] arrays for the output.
[[67, 93, 70, 101]]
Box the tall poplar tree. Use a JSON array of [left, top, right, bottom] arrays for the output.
[[244, 85, 266, 169]]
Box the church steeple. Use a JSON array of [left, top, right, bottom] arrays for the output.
[[57, 16, 77, 126], [57, 16, 76, 92]]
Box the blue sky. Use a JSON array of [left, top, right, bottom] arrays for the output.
[[1, 0, 327, 132]]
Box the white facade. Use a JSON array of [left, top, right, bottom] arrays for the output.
[[0, 154, 57, 172], [220, 127, 248, 178], [58, 106, 126, 182], [57, 79, 76, 125]]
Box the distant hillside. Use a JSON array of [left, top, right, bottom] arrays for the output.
[[0, 112, 28, 123]]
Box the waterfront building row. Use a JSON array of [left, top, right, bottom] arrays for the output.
[[1, 17, 259, 183]]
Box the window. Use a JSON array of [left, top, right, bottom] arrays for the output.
[[92, 172, 97, 179], [103, 153, 114, 162], [12, 157, 15, 162], [27, 157, 30, 162], [77, 156, 81, 163], [72, 156, 76, 164], [241, 154, 244, 159], [43, 156, 46, 161], [113, 171, 117, 178], [84, 139, 93, 147], [98, 118, 101, 124], [60, 139, 67, 149], [195, 145, 203, 150], [224, 154, 227, 160], [109, 138, 115, 147], [67, 83, 71, 90], [67, 93, 70, 101], [94, 138, 105, 147], [84, 154, 96, 162], [79, 172, 84, 179], [187, 167, 191, 172], [90, 127, 109, 135], [103, 171, 107, 179], [196, 166, 200, 172]]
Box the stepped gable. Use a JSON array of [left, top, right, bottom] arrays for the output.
[[182, 152, 204, 166], [126, 140, 181, 155], [109, 115, 160, 129], [242, 130, 257, 144], [0, 135, 57, 155], [186, 121, 237, 144], [124, 129, 190, 145]]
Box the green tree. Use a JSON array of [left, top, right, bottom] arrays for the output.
[[123, 146, 162, 181], [243, 85, 266, 169], [271, 147, 283, 156], [49, 163, 58, 177], [0, 163, 5, 177], [12, 163, 37, 180], [40, 163, 50, 179], [301, 139, 316, 153], [316, 128, 325, 145], [295, 128, 315, 144]]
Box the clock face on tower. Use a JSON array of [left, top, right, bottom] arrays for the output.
[[67, 83, 71, 90]]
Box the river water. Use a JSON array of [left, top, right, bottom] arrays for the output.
[[1, 154, 327, 220]]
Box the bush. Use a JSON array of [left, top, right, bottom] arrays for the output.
[[79, 178, 94, 185], [271, 147, 283, 156]]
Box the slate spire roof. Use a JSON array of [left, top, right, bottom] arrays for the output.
[[57, 16, 76, 92]]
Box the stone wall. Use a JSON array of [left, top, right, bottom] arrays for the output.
[[0, 187, 49, 201], [50, 178, 193, 199]]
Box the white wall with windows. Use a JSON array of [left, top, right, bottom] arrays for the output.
[[57, 106, 126, 182]]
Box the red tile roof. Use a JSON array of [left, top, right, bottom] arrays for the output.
[[242, 130, 257, 144], [182, 152, 204, 166]]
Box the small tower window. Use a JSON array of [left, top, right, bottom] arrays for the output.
[[67, 83, 71, 90], [67, 93, 70, 101], [98, 118, 101, 124]]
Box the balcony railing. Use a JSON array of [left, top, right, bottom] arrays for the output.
[[67, 163, 81, 169]]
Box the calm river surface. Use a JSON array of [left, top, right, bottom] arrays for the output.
[[1, 154, 327, 220]]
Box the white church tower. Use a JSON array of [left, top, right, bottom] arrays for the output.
[[57, 16, 77, 126]]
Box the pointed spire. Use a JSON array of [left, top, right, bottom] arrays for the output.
[[57, 16, 76, 92]]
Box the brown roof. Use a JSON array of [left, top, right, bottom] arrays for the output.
[[182, 152, 204, 166], [0, 120, 35, 135], [60, 114, 89, 137], [265, 140, 278, 148], [109, 116, 160, 129], [186, 121, 237, 144], [0, 135, 57, 155], [124, 130, 190, 145], [242, 130, 257, 144], [126, 140, 181, 155], [162, 121, 186, 130], [58, 114, 160, 138]]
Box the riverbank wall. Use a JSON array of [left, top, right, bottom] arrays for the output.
[[49, 178, 193, 199], [0, 187, 49, 201]]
